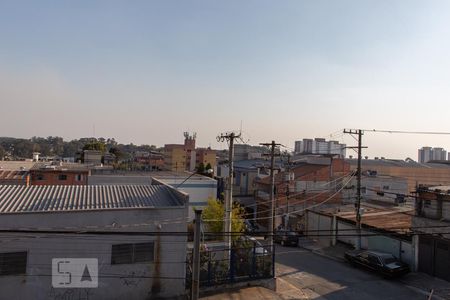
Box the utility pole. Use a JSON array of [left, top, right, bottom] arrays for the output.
[[343, 129, 364, 250], [191, 209, 202, 300], [260, 141, 281, 250], [217, 132, 242, 251], [285, 154, 291, 229]]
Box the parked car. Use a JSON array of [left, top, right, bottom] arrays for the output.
[[344, 250, 410, 278], [274, 229, 299, 247]]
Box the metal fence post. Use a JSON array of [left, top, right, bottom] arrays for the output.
[[230, 248, 235, 282], [252, 244, 256, 277], [272, 244, 275, 277], [207, 251, 212, 286]]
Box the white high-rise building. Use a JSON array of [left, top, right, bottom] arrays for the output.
[[294, 138, 346, 158], [418, 146, 447, 163]]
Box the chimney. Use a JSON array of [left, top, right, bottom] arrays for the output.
[[32, 152, 40, 162]]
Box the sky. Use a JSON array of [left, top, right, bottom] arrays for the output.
[[1, 1, 450, 159]]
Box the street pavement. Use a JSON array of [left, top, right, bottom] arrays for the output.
[[276, 245, 427, 300]]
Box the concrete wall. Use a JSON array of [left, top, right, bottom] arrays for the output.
[[306, 211, 333, 247], [336, 220, 414, 268], [0, 207, 188, 300]]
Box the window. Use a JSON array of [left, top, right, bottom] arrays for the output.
[[0, 252, 27, 275], [58, 174, 67, 181], [75, 174, 83, 181], [383, 185, 390, 190], [361, 187, 366, 194], [36, 174, 44, 180], [368, 255, 382, 266], [111, 242, 154, 265], [424, 199, 431, 207]]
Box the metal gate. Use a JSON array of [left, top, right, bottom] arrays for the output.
[[418, 235, 450, 281]]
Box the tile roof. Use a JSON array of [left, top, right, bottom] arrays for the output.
[[0, 185, 185, 214]]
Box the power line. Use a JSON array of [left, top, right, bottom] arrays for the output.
[[362, 129, 450, 135]]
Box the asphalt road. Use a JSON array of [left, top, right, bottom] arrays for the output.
[[275, 245, 426, 300]]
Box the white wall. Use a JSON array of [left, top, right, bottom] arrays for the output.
[[154, 176, 217, 220], [0, 208, 188, 300]]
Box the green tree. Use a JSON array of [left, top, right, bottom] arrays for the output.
[[82, 141, 106, 153], [196, 162, 205, 174], [202, 199, 245, 239]]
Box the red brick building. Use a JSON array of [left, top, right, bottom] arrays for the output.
[[30, 162, 90, 185]]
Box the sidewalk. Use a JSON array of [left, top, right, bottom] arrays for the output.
[[299, 238, 450, 300], [199, 278, 308, 300]]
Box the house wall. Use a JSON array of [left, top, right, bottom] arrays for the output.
[[0, 207, 187, 300], [30, 170, 89, 185]]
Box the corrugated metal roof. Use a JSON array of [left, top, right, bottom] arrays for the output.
[[0, 185, 185, 213]]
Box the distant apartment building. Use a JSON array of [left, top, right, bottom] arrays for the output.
[[30, 162, 90, 185], [294, 138, 346, 158], [134, 151, 164, 170], [418, 146, 447, 163], [164, 145, 187, 172], [164, 132, 216, 173], [196, 148, 216, 168]]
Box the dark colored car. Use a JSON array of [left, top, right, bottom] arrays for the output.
[[345, 250, 410, 278], [274, 230, 299, 247]]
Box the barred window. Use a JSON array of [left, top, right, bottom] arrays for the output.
[[0, 252, 27, 276], [111, 243, 154, 265]]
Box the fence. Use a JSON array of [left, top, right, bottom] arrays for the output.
[[186, 243, 274, 288]]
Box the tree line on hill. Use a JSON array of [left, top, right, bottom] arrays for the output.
[[0, 136, 161, 161]]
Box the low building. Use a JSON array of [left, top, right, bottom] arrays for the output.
[[254, 157, 350, 228], [0, 161, 34, 185], [0, 184, 188, 299], [30, 162, 90, 185], [89, 171, 217, 220], [305, 203, 415, 268], [83, 150, 103, 165], [413, 186, 450, 281], [342, 171, 409, 206], [346, 158, 450, 192]]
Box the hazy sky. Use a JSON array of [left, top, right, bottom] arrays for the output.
[[1, 1, 450, 159]]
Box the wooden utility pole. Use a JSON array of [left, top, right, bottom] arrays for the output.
[[343, 129, 364, 250], [260, 141, 281, 249], [217, 132, 241, 250]]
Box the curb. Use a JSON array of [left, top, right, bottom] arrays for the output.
[[402, 284, 447, 300]]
